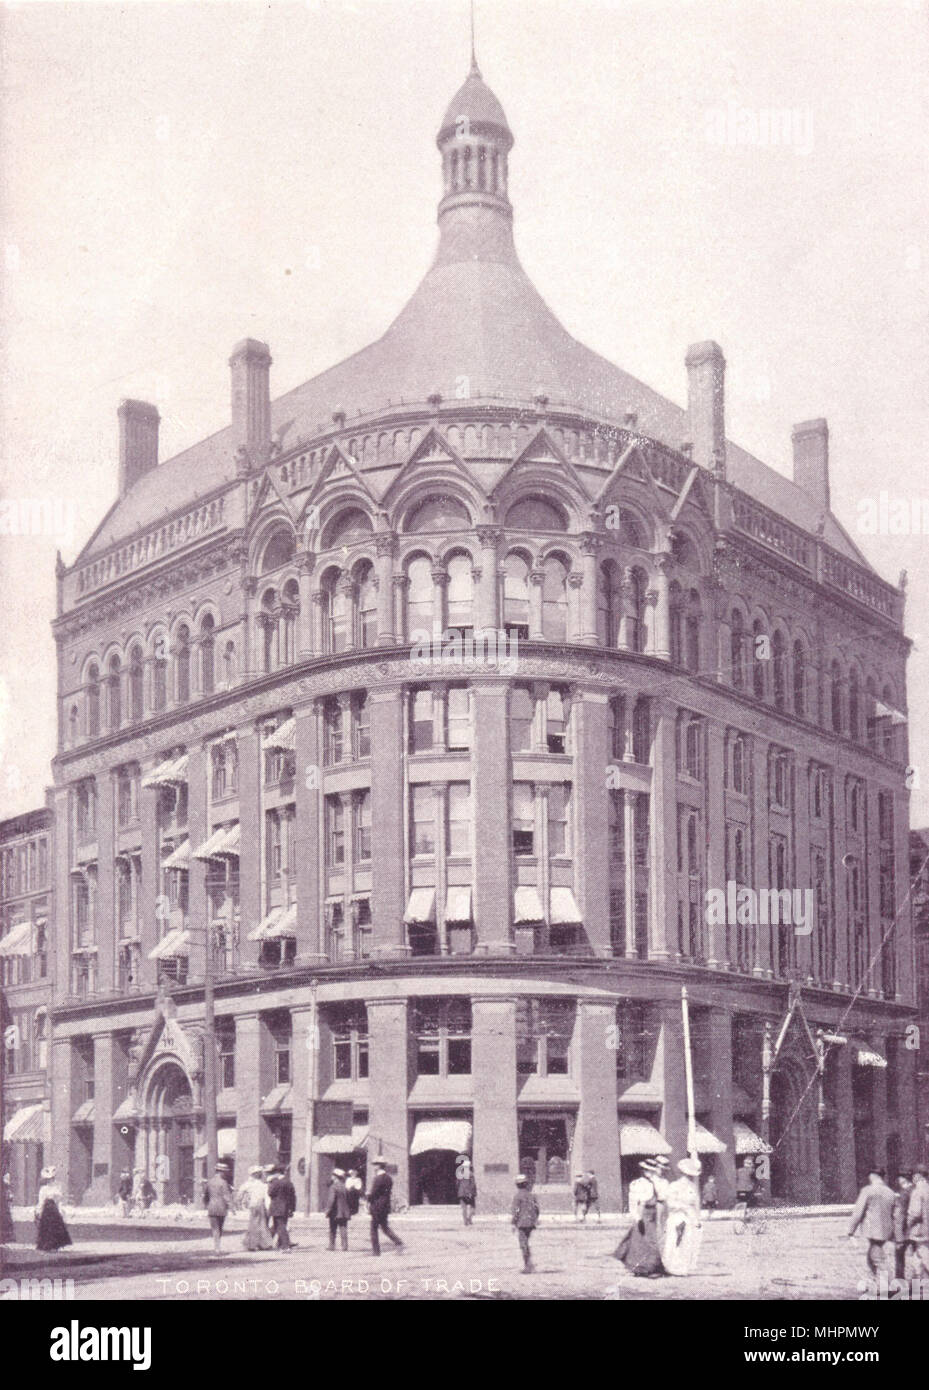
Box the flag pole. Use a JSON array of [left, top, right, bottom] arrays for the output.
[[681, 986, 697, 1158]]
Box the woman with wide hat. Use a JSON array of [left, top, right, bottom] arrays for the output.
[[35, 1166, 72, 1252], [239, 1165, 273, 1251], [663, 1157, 703, 1275], [614, 1157, 668, 1277]]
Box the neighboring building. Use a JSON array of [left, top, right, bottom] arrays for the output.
[[909, 829, 929, 1165], [48, 57, 918, 1212], [1, 804, 53, 1205]]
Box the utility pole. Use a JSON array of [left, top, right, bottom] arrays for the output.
[[202, 925, 217, 1190], [681, 986, 698, 1158]]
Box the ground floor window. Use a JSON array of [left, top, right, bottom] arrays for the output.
[[518, 1112, 575, 1186]]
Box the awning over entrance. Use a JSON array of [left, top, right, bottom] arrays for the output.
[[148, 929, 191, 960], [692, 1123, 727, 1155], [0, 920, 33, 956], [853, 1041, 888, 1069], [514, 886, 544, 923], [444, 887, 471, 923], [195, 1126, 237, 1160], [404, 888, 435, 924], [315, 1132, 364, 1155], [550, 886, 582, 924], [4, 1102, 50, 1144], [162, 839, 191, 871], [618, 1118, 672, 1156], [409, 1119, 473, 1156], [263, 717, 296, 752], [733, 1120, 772, 1156], [142, 754, 189, 789]]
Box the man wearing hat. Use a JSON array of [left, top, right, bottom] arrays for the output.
[[511, 1175, 540, 1273], [117, 1169, 132, 1218], [906, 1163, 929, 1277], [456, 1154, 477, 1226], [847, 1166, 896, 1275], [267, 1165, 297, 1251], [203, 1162, 233, 1256], [325, 1167, 351, 1251], [367, 1158, 404, 1255], [573, 1171, 590, 1222]]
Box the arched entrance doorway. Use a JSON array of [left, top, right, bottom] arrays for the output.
[[145, 1060, 196, 1204]]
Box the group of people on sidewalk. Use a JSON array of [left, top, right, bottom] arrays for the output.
[[116, 1169, 156, 1216], [847, 1164, 929, 1281], [613, 1154, 704, 1278]]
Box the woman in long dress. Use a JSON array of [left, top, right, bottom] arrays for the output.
[[239, 1166, 273, 1251], [663, 1157, 704, 1275], [614, 1158, 668, 1277], [35, 1166, 72, 1252]]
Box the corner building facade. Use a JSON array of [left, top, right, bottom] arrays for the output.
[[50, 63, 918, 1212]]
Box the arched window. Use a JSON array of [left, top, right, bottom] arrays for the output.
[[261, 527, 295, 574], [446, 554, 473, 633], [129, 645, 144, 721], [772, 630, 786, 711], [731, 611, 745, 691], [322, 508, 374, 548], [404, 497, 470, 533], [541, 556, 568, 641], [793, 640, 806, 716], [504, 497, 568, 531], [627, 567, 647, 654], [107, 655, 121, 731], [151, 639, 167, 712], [176, 625, 191, 703], [598, 561, 621, 647], [281, 579, 299, 666], [632, 697, 652, 764], [86, 665, 100, 737], [503, 553, 530, 634], [830, 660, 843, 733], [200, 615, 215, 695], [848, 668, 860, 741], [356, 562, 377, 648], [406, 557, 433, 641], [752, 621, 767, 701], [731, 733, 745, 793], [261, 589, 278, 672]]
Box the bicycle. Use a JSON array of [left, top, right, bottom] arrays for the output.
[[733, 1199, 769, 1236]]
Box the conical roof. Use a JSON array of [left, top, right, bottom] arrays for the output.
[[438, 62, 511, 140]]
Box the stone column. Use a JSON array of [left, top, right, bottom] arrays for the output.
[[138, 765, 160, 990], [476, 527, 500, 631], [338, 576, 356, 652], [655, 999, 688, 1162], [95, 769, 115, 993], [834, 1042, 858, 1200], [294, 705, 322, 962], [653, 552, 672, 660], [297, 552, 314, 658], [574, 687, 610, 956], [370, 687, 407, 955], [85, 1031, 117, 1204], [471, 996, 519, 1214], [705, 1007, 737, 1205], [375, 534, 396, 646], [578, 535, 600, 645], [472, 682, 512, 953], [233, 1012, 273, 1187], [288, 1004, 316, 1211], [186, 744, 208, 982], [431, 565, 448, 639], [567, 571, 583, 643], [752, 737, 772, 978], [648, 701, 676, 960], [711, 581, 731, 685], [366, 998, 410, 1200], [392, 574, 408, 646], [529, 567, 545, 640], [311, 590, 326, 655], [619, 568, 637, 652], [575, 999, 621, 1207], [237, 724, 262, 962], [50, 1036, 76, 1196]]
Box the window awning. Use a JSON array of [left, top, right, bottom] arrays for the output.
[[148, 929, 191, 960], [692, 1122, 727, 1155], [4, 1102, 50, 1144], [142, 754, 189, 789], [216, 823, 240, 857], [733, 1120, 772, 1155], [854, 1042, 888, 1069], [550, 886, 582, 925], [266, 904, 297, 940], [195, 1126, 237, 1160], [72, 1100, 95, 1125], [873, 700, 907, 725], [410, 1119, 473, 1156], [112, 1095, 140, 1122], [0, 920, 33, 957], [248, 907, 281, 942], [514, 886, 544, 923], [351, 1125, 370, 1151], [445, 887, 472, 923], [618, 1118, 672, 1156], [315, 1132, 363, 1155], [263, 717, 296, 752], [404, 888, 436, 924], [260, 1085, 293, 1114], [162, 839, 190, 870], [193, 826, 232, 861]]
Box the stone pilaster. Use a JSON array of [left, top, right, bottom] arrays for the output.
[[471, 997, 519, 1213], [365, 998, 410, 1200], [574, 688, 610, 955], [370, 687, 406, 955], [574, 999, 621, 1207], [472, 682, 513, 952]]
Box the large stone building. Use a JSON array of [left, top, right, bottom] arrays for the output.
[[48, 59, 918, 1213], [909, 829, 929, 1165], [1, 804, 53, 1206]]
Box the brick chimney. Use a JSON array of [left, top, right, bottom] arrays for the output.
[[230, 338, 272, 466], [685, 341, 726, 473], [118, 399, 160, 497], [792, 418, 830, 511]]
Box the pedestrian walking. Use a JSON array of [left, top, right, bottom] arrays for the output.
[[735, 1159, 756, 1208], [239, 1165, 274, 1251], [204, 1163, 233, 1257], [573, 1171, 590, 1222], [585, 1171, 601, 1222], [326, 1169, 351, 1251], [35, 1166, 72, 1252], [701, 1174, 718, 1217], [663, 1157, 704, 1275], [847, 1167, 895, 1276], [345, 1168, 364, 1217], [456, 1155, 476, 1226], [615, 1158, 667, 1277], [140, 1174, 156, 1210], [907, 1164, 929, 1277], [267, 1165, 297, 1250], [511, 1174, 540, 1273], [117, 1169, 132, 1217], [367, 1158, 404, 1256]]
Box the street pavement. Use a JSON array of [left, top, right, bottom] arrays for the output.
[[0, 1208, 893, 1300]]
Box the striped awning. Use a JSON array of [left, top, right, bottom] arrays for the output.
[[410, 1119, 473, 1156], [112, 1095, 140, 1122], [248, 908, 281, 942], [404, 888, 436, 924], [263, 717, 296, 752], [514, 885, 544, 923], [248, 905, 296, 942], [0, 920, 33, 957], [444, 887, 472, 923], [72, 1100, 95, 1125], [854, 1043, 888, 1069], [733, 1120, 772, 1156], [260, 1085, 293, 1114], [4, 1102, 50, 1144], [692, 1122, 727, 1155], [550, 886, 582, 924], [148, 928, 191, 960], [193, 823, 241, 861], [315, 1133, 362, 1155], [618, 1118, 672, 1156], [162, 839, 190, 870], [142, 754, 189, 789]]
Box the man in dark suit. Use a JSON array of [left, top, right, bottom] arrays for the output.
[[847, 1167, 896, 1275], [367, 1158, 404, 1256], [267, 1165, 297, 1250]]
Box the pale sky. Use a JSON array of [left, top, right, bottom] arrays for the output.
[[0, 0, 927, 821]]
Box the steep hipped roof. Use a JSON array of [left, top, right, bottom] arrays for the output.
[[78, 68, 869, 569]]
